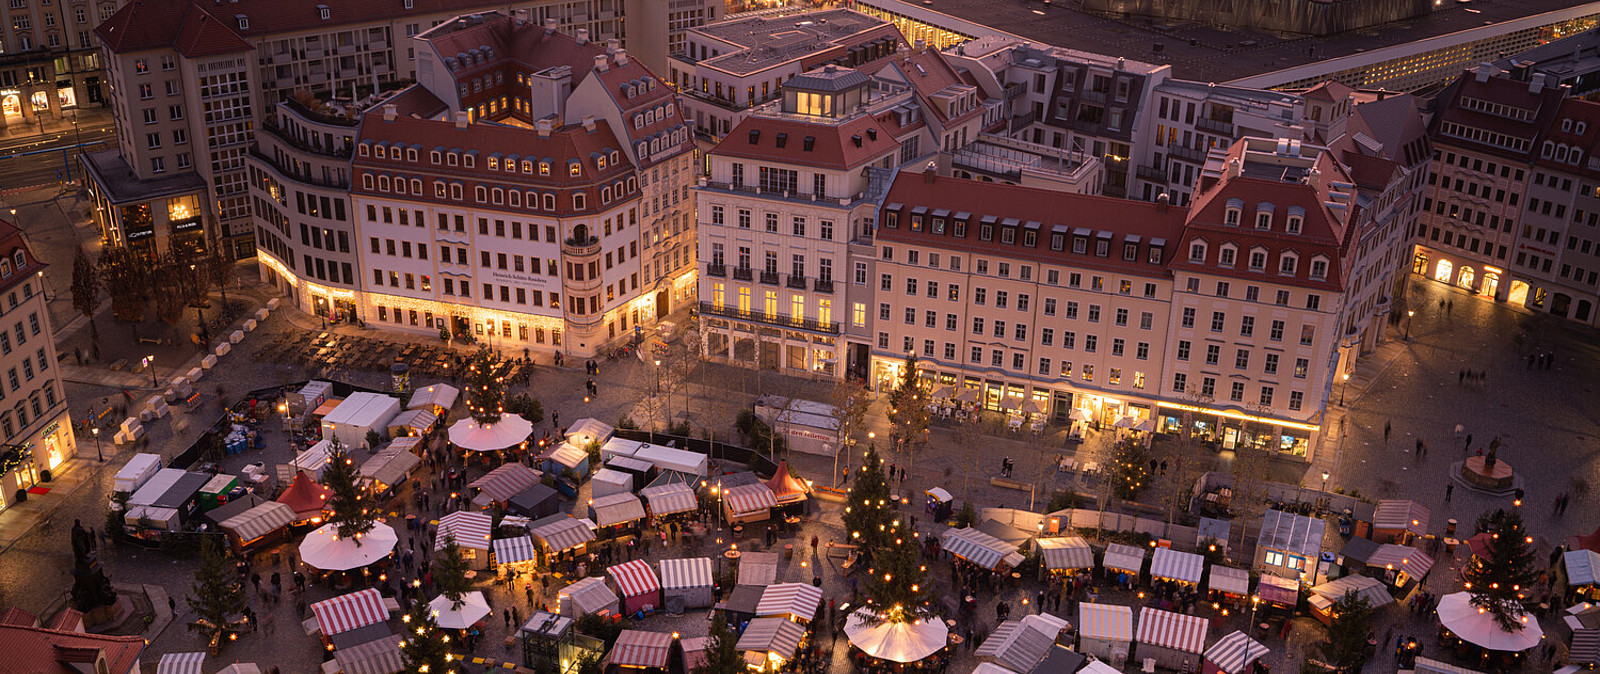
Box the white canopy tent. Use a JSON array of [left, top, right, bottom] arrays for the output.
[[448, 414, 533, 452], [844, 608, 949, 664], [1435, 591, 1544, 652], [298, 521, 398, 571], [428, 591, 491, 629], [408, 383, 459, 412]]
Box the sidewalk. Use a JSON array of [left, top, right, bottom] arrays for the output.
[[1306, 332, 1413, 492], [0, 455, 109, 553], [0, 107, 113, 144]]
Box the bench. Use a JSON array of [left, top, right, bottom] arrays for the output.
[[137, 337, 161, 345], [108, 359, 128, 371], [990, 477, 1028, 491]]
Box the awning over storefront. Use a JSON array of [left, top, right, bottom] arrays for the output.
[[942, 527, 1016, 570], [641, 482, 698, 516], [493, 536, 537, 566], [1035, 536, 1094, 571]]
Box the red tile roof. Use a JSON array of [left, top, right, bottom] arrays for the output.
[[872, 48, 982, 126], [876, 172, 1188, 277], [1430, 73, 1567, 160], [1, 606, 39, 627], [0, 622, 144, 673], [712, 113, 897, 171], [1534, 97, 1600, 178], [0, 218, 45, 297], [98, 0, 522, 54], [46, 609, 84, 633]]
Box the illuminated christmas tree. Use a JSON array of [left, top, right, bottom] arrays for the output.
[[464, 346, 504, 426], [842, 443, 896, 553], [321, 438, 375, 541]]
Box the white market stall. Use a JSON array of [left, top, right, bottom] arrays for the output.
[[291, 439, 337, 480], [942, 527, 1020, 572], [658, 557, 716, 610], [755, 582, 824, 623], [299, 521, 398, 571], [844, 608, 949, 664], [976, 614, 1062, 673], [359, 441, 422, 491], [468, 463, 542, 508], [1034, 536, 1094, 575], [1207, 566, 1252, 599], [428, 591, 491, 629], [558, 576, 620, 619], [1203, 630, 1269, 674], [1150, 547, 1206, 586], [407, 383, 459, 414], [1103, 543, 1148, 579], [1436, 591, 1544, 652], [1309, 575, 1394, 624], [386, 408, 436, 437], [448, 413, 533, 452], [320, 393, 401, 449], [436, 510, 493, 569], [156, 652, 205, 674], [309, 588, 390, 637], [640, 482, 699, 519], [1135, 606, 1209, 670], [736, 617, 808, 669], [530, 515, 595, 555], [1077, 602, 1133, 664], [589, 492, 647, 532], [738, 551, 780, 587], [590, 468, 633, 499], [563, 418, 615, 447], [219, 501, 295, 551]]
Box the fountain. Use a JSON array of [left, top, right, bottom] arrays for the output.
[[1459, 436, 1514, 490]]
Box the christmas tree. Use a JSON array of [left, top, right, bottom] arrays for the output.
[[186, 537, 247, 654], [862, 524, 932, 624], [399, 594, 461, 673], [321, 438, 376, 541], [1464, 508, 1539, 632], [886, 356, 930, 453], [464, 346, 504, 425], [841, 443, 896, 553], [1317, 591, 1373, 674], [435, 535, 472, 607], [1109, 439, 1152, 500], [693, 615, 746, 674]]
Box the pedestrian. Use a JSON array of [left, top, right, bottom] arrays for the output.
[[1459, 369, 1465, 386], [1529, 353, 1537, 370], [168, 595, 176, 615], [1447, 299, 1453, 314], [810, 535, 819, 556], [250, 572, 262, 594], [504, 608, 512, 628], [1465, 433, 1473, 451], [900, 467, 907, 482], [1415, 438, 1423, 454], [1384, 420, 1392, 443], [1159, 460, 1168, 475], [1439, 299, 1445, 310], [889, 463, 897, 480]]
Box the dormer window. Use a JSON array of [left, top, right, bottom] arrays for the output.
[[539, 162, 550, 175], [569, 161, 581, 176], [596, 155, 606, 170], [775, 133, 787, 148], [1189, 241, 1206, 262], [1310, 257, 1329, 279], [573, 192, 587, 210], [487, 157, 498, 170], [446, 153, 459, 166], [1286, 207, 1304, 234], [1279, 253, 1299, 275], [1255, 212, 1272, 229], [1248, 248, 1267, 270], [406, 148, 418, 162], [1218, 245, 1236, 267], [803, 136, 815, 151], [358, 143, 370, 156], [749, 129, 761, 144], [1148, 245, 1163, 264], [317, 4, 330, 19], [1224, 198, 1243, 226], [610, 151, 619, 165], [236, 15, 248, 30], [463, 153, 475, 168], [1580, 122, 1590, 135], [521, 160, 533, 173], [1123, 243, 1137, 261], [430, 150, 441, 164]]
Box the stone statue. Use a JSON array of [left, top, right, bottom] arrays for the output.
[[1485, 436, 1501, 470], [69, 519, 116, 613]]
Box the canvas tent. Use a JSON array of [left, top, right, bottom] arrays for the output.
[[755, 582, 823, 623], [310, 589, 389, 636], [448, 414, 533, 452], [275, 471, 331, 524], [844, 608, 949, 664], [1135, 606, 1209, 670], [658, 557, 715, 610], [1207, 566, 1251, 598], [436, 510, 493, 568], [406, 383, 458, 414], [1567, 550, 1600, 589], [1308, 575, 1393, 623], [1102, 543, 1148, 577], [1436, 591, 1543, 652], [492, 535, 538, 569], [764, 460, 810, 509], [1077, 602, 1133, 664], [529, 515, 594, 554], [557, 576, 619, 619], [564, 418, 614, 447], [468, 463, 542, 508], [219, 501, 295, 550], [723, 483, 777, 523], [299, 521, 398, 571], [1150, 547, 1205, 585], [943, 527, 1019, 571], [428, 592, 490, 629], [1256, 574, 1299, 608], [608, 559, 662, 615], [1202, 630, 1269, 674], [332, 635, 404, 674], [1035, 536, 1094, 573], [737, 617, 807, 667], [589, 492, 647, 529], [386, 408, 436, 437], [640, 482, 698, 519]]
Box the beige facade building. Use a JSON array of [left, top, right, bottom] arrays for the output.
[[0, 0, 122, 129], [0, 218, 75, 512]]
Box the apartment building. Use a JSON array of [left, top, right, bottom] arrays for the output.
[[0, 0, 122, 129], [87, 0, 717, 260], [696, 65, 901, 378], [343, 13, 696, 355], [0, 218, 75, 512], [1415, 65, 1565, 314], [1512, 96, 1600, 324], [248, 98, 361, 320], [668, 9, 901, 143]]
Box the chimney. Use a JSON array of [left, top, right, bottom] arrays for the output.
[[1474, 62, 1495, 83], [382, 104, 397, 122], [1304, 167, 1322, 190], [614, 49, 628, 67], [923, 160, 937, 182], [1530, 72, 1546, 94], [581, 114, 596, 131], [1156, 192, 1170, 212], [594, 54, 609, 73], [1225, 158, 1242, 179], [575, 28, 588, 45], [455, 111, 469, 129], [897, 40, 910, 56], [536, 119, 552, 138], [914, 39, 925, 52], [544, 17, 557, 34], [606, 38, 620, 55]]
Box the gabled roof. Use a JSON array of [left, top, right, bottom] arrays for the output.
[[0, 218, 47, 296], [872, 48, 982, 126], [712, 113, 897, 171], [0, 621, 144, 674]]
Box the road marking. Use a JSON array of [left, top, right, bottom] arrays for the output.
[[1, 183, 53, 196]]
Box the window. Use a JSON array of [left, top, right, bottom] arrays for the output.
[[1205, 345, 1219, 365], [1210, 312, 1225, 332], [1294, 358, 1309, 378], [1289, 392, 1303, 411], [1172, 373, 1187, 393], [1279, 255, 1298, 275], [1230, 382, 1245, 402], [1300, 325, 1315, 346], [1235, 349, 1250, 369], [1181, 307, 1194, 328], [1176, 341, 1190, 360]]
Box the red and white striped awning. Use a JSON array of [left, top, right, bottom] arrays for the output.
[[1136, 606, 1209, 654], [1366, 544, 1434, 578], [469, 463, 542, 505], [1372, 499, 1430, 534], [609, 629, 673, 668], [311, 588, 388, 636], [435, 510, 493, 551], [156, 652, 206, 674], [723, 483, 777, 516], [755, 582, 824, 621], [608, 559, 660, 599]]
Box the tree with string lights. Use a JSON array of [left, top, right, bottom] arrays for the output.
[[320, 438, 376, 541], [886, 356, 930, 455], [1464, 508, 1539, 632], [841, 443, 896, 553], [1108, 438, 1152, 501], [464, 346, 504, 426], [862, 522, 932, 624], [435, 535, 472, 607], [399, 594, 461, 673]]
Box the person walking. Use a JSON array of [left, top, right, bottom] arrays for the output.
[[1445, 484, 1454, 502], [1464, 433, 1473, 452], [1384, 420, 1392, 444]]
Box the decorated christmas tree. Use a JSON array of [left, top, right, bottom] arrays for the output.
[[886, 356, 930, 452], [187, 538, 248, 654], [399, 594, 461, 673], [1464, 508, 1539, 631], [320, 438, 376, 541], [693, 615, 746, 674], [841, 443, 896, 553], [862, 524, 932, 624], [1109, 438, 1153, 500], [464, 346, 504, 425], [435, 535, 472, 607]]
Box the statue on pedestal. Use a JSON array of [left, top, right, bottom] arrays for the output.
[[69, 519, 117, 613], [1485, 436, 1502, 471]]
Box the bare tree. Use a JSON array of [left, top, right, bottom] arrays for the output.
[[826, 377, 870, 487], [70, 245, 102, 356], [205, 222, 234, 308], [98, 246, 154, 323], [1228, 403, 1277, 554]]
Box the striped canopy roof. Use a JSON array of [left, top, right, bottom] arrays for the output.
[[530, 515, 595, 552], [468, 463, 542, 504], [1078, 602, 1132, 642], [1136, 606, 1209, 654], [219, 502, 295, 543], [1035, 536, 1094, 571], [1102, 543, 1148, 575], [1373, 499, 1430, 534], [723, 483, 778, 515], [658, 557, 714, 590], [736, 617, 806, 660], [435, 510, 493, 551], [1366, 544, 1434, 578], [311, 588, 388, 636], [609, 630, 673, 668], [333, 635, 404, 674], [156, 652, 205, 674], [493, 535, 537, 566], [755, 582, 823, 620], [1150, 547, 1204, 584], [608, 559, 660, 599], [640, 482, 698, 516], [1207, 566, 1250, 596], [1203, 630, 1269, 674], [943, 527, 1015, 570]]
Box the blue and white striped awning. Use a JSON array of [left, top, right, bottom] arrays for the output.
[[494, 535, 537, 566]]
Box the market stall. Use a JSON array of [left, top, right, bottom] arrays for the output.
[[1135, 606, 1209, 671], [942, 527, 1021, 572], [640, 482, 698, 521], [321, 392, 401, 449], [738, 551, 780, 587], [359, 441, 422, 492], [589, 492, 647, 535], [493, 535, 538, 572], [114, 453, 162, 496], [331, 635, 404, 674], [605, 629, 672, 673], [925, 487, 953, 521], [386, 408, 436, 438], [1256, 509, 1326, 580], [289, 381, 333, 417], [1034, 536, 1094, 577], [723, 483, 778, 525], [564, 418, 615, 447], [754, 396, 841, 457], [1567, 550, 1600, 601], [299, 521, 398, 572], [436, 510, 494, 569], [658, 557, 716, 610], [1077, 602, 1133, 664], [309, 588, 390, 638], [737, 617, 807, 669], [590, 468, 633, 499], [1206, 566, 1251, 602], [1150, 547, 1205, 586], [756, 582, 824, 624], [407, 383, 458, 415], [1102, 543, 1148, 582], [1202, 630, 1269, 674], [605, 455, 655, 486], [1256, 574, 1299, 611], [844, 608, 950, 668], [219, 501, 295, 552], [557, 576, 619, 619], [630, 443, 709, 477], [197, 473, 241, 512], [507, 484, 562, 519], [1364, 544, 1434, 589], [468, 463, 542, 509], [291, 440, 337, 480], [428, 591, 491, 629], [529, 515, 595, 557], [1372, 499, 1431, 544], [608, 558, 662, 615], [275, 470, 331, 525], [1308, 575, 1393, 625], [764, 460, 810, 515], [156, 652, 205, 674], [538, 442, 590, 478], [976, 614, 1062, 672]]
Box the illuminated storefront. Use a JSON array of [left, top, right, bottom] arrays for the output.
[[1155, 402, 1315, 457]]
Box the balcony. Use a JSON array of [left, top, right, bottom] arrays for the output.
[[1008, 110, 1037, 133], [699, 302, 840, 335], [1168, 144, 1206, 164], [1196, 117, 1234, 136], [1003, 82, 1026, 101], [786, 275, 808, 290], [1078, 89, 1108, 104], [814, 278, 834, 294], [732, 267, 753, 281], [1136, 165, 1169, 184], [564, 236, 600, 257], [706, 263, 727, 278], [759, 271, 781, 286]]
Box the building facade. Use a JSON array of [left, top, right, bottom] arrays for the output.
[[0, 0, 122, 128], [336, 13, 696, 355], [0, 218, 74, 512]]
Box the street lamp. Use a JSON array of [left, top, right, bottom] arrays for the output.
[[90, 426, 101, 462], [1249, 595, 1261, 636], [1320, 470, 1330, 493], [1339, 373, 1350, 406], [146, 354, 157, 387], [1404, 310, 1415, 340]]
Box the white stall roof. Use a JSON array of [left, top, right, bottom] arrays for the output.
[[293, 439, 336, 473], [322, 393, 400, 428], [128, 468, 187, 506], [632, 444, 709, 476], [1078, 602, 1132, 642], [565, 418, 615, 446], [116, 454, 162, 485], [407, 383, 459, 411], [1150, 547, 1205, 584]]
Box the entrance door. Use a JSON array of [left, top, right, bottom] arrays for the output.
[[1412, 251, 1429, 275], [1508, 280, 1529, 306], [847, 343, 869, 381], [312, 296, 329, 317], [1434, 259, 1453, 283], [1552, 293, 1572, 317], [1458, 267, 1475, 290], [1481, 272, 1499, 298], [655, 290, 668, 321], [1051, 392, 1072, 425], [453, 315, 471, 339]]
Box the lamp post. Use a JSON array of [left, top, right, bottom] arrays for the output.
[[1404, 310, 1415, 341], [1249, 595, 1261, 636], [90, 426, 101, 462], [1339, 373, 1350, 406], [1320, 470, 1330, 493], [146, 354, 157, 387]]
